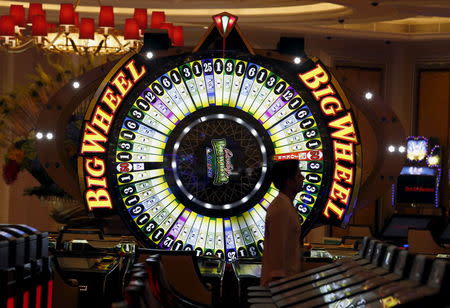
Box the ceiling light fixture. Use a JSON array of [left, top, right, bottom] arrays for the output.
[[0, 3, 184, 55], [46, 132, 54, 140]]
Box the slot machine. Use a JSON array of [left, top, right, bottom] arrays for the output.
[[0, 226, 26, 308], [1, 231, 16, 308], [50, 232, 137, 308], [396, 136, 442, 207], [6, 225, 52, 308]]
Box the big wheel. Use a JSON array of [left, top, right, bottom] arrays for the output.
[[79, 13, 361, 262]]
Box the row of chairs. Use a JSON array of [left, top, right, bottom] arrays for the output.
[[115, 251, 213, 308], [0, 224, 52, 308], [247, 237, 450, 307]]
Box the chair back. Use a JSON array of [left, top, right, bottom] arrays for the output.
[[371, 242, 388, 266], [358, 236, 370, 258], [409, 254, 433, 284], [364, 239, 379, 261], [393, 250, 415, 278], [427, 259, 450, 291], [381, 245, 399, 272]]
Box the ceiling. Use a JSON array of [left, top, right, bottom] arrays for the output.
[[2, 0, 450, 43]]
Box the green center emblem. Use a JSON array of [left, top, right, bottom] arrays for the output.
[[206, 138, 234, 185]]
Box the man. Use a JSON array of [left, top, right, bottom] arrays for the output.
[[260, 159, 304, 286]]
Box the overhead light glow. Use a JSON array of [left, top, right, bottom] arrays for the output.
[[398, 146, 406, 153], [294, 57, 301, 64], [364, 91, 373, 100], [36, 132, 43, 139], [146, 51, 154, 59], [46, 132, 54, 140], [428, 156, 439, 166], [388, 145, 395, 152], [72, 81, 80, 89]]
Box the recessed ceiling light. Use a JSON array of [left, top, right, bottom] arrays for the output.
[[365, 91, 374, 100]]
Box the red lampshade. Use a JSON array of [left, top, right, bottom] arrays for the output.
[[160, 22, 173, 40], [0, 15, 15, 36], [99, 6, 114, 28], [172, 26, 184, 46], [74, 12, 79, 27], [79, 18, 95, 40], [134, 8, 147, 30], [31, 14, 47, 36], [47, 23, 57, 33], [124, 18, 140, 40], [27, 3, 44, 25], [9, 5, 25, 27], [150, 11, 165, 29], [59, 3, 75, 25]]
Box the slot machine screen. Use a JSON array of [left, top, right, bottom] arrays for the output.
[[381, 215, 433, 239], [396, 167, 437, 204]]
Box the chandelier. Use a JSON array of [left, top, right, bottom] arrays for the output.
[[0, 3, 184, 55]]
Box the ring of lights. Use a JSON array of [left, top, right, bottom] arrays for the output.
[[165, 108, 273, 217]]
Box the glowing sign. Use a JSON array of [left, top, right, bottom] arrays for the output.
[[209, 138, 233, 185], [79, 57, 147, 210], [298, 63, 359, 221], [406, 137, 428, 162], [213, 13, 237, 38]]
